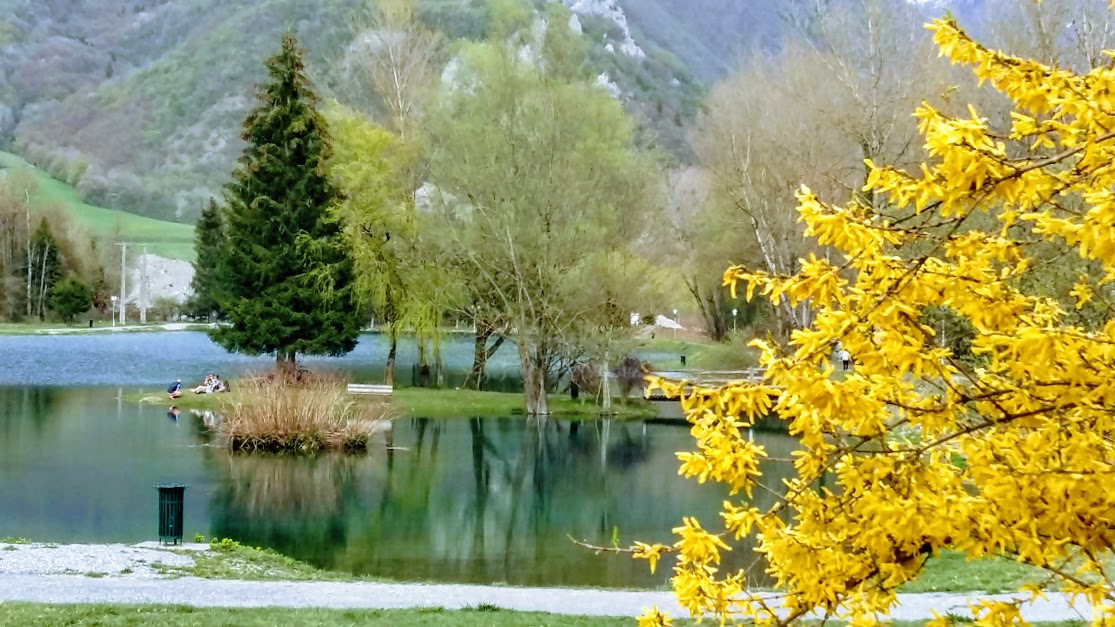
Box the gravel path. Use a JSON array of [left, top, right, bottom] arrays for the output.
[[0, 543, 193, 577], [0, 543, 1099, 621]]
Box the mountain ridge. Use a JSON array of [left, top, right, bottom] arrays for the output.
[[0, 0, 988, 224]]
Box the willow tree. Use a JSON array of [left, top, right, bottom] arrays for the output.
[[632, 17, 1115, 626], [214, 34, 361, 369], [336, 0, 446, 385], [429, 7, 653, 415]]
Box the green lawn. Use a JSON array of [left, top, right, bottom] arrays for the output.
[[902, 550, 1041, 594], [0, 604, 650, 626], [392, 388, 656, 419], [0, 151, 195, 261]]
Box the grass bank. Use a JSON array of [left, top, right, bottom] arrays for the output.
[[165, 539, 1042, 597], [0, 604, 654, 626], [635, 335, 760, 371], [0, 151, 195, 261], [392, 388, 656, 419], [0, 322, 210, 335], [137, 387, 656, 420], [901, 550, 1041, 593]]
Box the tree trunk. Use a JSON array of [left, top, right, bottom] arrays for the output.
[[417, 341, 431, 387], [25, 206, 31, 318], [466, 326, 505, 391], [37, 246, 48, 320], [518, 339, 548, 416], [688, 278, 727, 341], [466, 328, 491, 390], [276, 351, 296, 379], [385, 336, 397, 387]]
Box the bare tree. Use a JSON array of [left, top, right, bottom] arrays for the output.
[[980, 0, 1115, 72], [690, 0, 947, 341]]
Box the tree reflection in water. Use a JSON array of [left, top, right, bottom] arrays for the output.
[[205, 416, 798, 589]]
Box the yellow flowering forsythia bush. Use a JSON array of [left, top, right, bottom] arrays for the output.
[[639, 17, 1115, 627]]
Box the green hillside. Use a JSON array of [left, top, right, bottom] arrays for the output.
[[0, 0, 699, 222], [0, 152, 195, 261]]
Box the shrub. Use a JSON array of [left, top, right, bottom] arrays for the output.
[[217, 371, 392, 453]]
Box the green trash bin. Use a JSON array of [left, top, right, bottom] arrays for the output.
[[156, 484, 188, 545]]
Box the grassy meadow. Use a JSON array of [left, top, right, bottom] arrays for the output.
[[0, 151, 195, 261], [0, 604, 656, 627]]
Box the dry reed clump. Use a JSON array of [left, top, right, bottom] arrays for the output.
[[217, 371, 392, 453]]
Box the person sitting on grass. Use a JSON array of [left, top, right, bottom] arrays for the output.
[[210, 374, 225, 393], [167, 379, 182, 399], [193, 374, 214, 394]]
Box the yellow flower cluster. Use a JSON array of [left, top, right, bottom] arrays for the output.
[[639, 14, 1115, 627]]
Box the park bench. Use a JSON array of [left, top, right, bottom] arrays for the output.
[[346, 383, 393, 396]]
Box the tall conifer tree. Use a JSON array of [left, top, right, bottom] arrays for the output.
[[187, 198, 225, 319], [213, 34, 360, 368]]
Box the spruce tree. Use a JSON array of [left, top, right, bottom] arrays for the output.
[[187, 198, 226, 319], [213, 33, 361, 368]]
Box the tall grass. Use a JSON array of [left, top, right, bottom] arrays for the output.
[[218, 372, 392, 453]]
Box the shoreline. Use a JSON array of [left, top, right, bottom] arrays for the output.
[[0, 541, 1095, 622], [134, 386, 658, 421]]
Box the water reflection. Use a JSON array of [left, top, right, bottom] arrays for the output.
[[0, 386, 59, 438], [208, 417, 798, 588], [0, 386, 799, 589]]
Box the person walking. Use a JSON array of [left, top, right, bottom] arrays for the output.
[[840, 349, 851, 371]]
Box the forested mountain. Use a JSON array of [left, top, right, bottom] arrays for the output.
[[0, 0, 988, 224]]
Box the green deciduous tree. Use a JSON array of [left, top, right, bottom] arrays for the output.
[[50, 277, 92, 323], [334, 0, 448, 386], [213, 33, 361, 370], [27, 217, 62, 321], [429, 17, 657, 414]]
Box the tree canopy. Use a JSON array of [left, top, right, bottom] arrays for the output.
[[212, 33, 361, 367], [428, 21, 658, 415], [637, 15, 1115, 626], [187, 197, 225, 319], [49, 277, 91, 323]]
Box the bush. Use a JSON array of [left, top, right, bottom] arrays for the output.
[[49, 277, 92, 323], [217, 371, 393, 453], [692, 331, 761, 370]]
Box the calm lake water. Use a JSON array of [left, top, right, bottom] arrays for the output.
[[0, 331, 522, 388], [0, 333, 795, 588]]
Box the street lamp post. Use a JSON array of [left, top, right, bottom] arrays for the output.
[[110, 296, 118, 328], [732, 308, 738, 333]]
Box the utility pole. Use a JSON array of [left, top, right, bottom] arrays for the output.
[[115, 242, 127, 325], [140, 244, 148, 324]]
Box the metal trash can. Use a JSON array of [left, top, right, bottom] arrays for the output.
[[156, 484, 188, 545]]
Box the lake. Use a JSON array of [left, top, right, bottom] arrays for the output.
[[0, 331, 523, 388], [0, 333, 795, 588]]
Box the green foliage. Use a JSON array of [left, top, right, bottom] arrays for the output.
[[213, 34, 361, 366], [187, 198, 226, 318], [49, 277, 92, 323], [430, 28, 658, 413], [417, 0, 490, 40], [26, 217, 63, 320], [0, 152, 195, 261], [0, 604, 646, 626], [920, 306, 978, 362], [541, 4, 591, 82]]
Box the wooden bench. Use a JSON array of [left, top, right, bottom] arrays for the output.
[[346, 383, 393, 396]]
